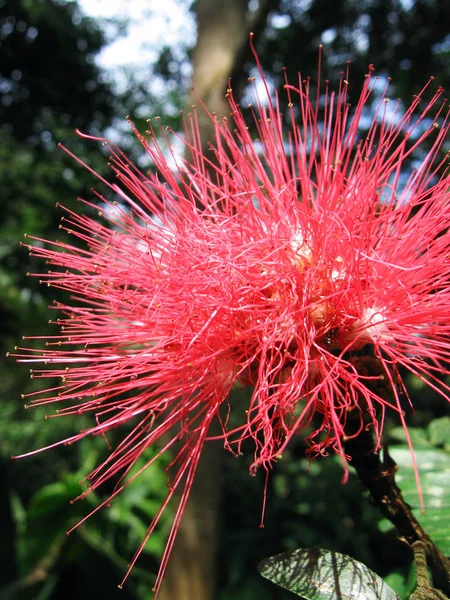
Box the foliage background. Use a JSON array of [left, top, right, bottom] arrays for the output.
[[0, 0, 449, 598]]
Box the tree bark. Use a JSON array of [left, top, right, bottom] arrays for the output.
[[187, 0, 269, 150], [157, 434, 223, 600], [158, 2, 270, 598]]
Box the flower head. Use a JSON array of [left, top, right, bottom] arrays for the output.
[[11, 39, 450, 594]]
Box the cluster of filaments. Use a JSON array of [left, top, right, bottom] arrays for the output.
[[11, 48, 450, 593]]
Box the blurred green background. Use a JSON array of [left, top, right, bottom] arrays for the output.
[[1, 0, 449, 598]]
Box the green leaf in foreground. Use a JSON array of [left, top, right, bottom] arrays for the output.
[[258, 547, 400, 599], [389, 446, 450, 556]]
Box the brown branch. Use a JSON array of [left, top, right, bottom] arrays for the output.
[[410, 541, 449, 600], [344, 425, 450, 595], [0, 533, 66, 597]]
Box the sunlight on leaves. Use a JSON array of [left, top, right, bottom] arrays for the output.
[[258, 547, 400, 599], [385, 418, 450, 556]]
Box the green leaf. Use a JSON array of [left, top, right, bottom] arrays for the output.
[[383, 572, 406, 598], [383, 562, 417, 600], [390, 446, 450, 555], [27, 474, 84, 519], [258, 547, 400, 599], [427, 417, 450, 449], [388, 427, 430, 448], [27, 482, 73, 519]]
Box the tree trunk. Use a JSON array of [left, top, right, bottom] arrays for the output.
[[158, 1, 270, 599], [157, 434, 223, 600], [187, 0, 270, 149]]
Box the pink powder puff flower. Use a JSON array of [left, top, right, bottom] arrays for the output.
[[11, 37, 450, 594]]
